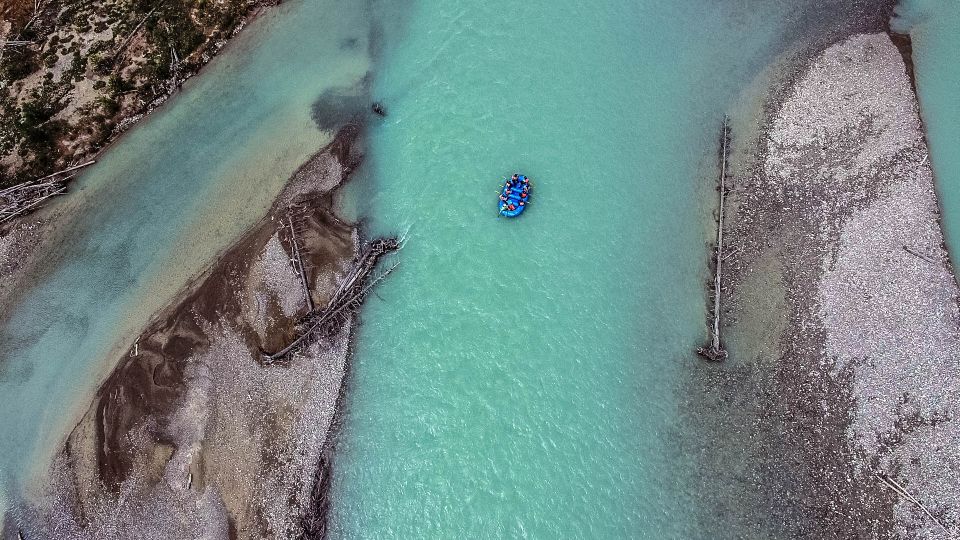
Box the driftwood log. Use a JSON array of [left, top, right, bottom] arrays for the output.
[[0, 160, 95, 225], [697, 117, 730, 362], [262, 237, 400, 363], [285, 210, 315, 312]]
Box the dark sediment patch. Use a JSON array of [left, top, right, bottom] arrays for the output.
[[888, 31, 917, 95], [311, 76, 374, 133]]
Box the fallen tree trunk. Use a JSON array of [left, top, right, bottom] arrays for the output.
[[262, 237, 400, 363], [0, 161, 96, 226], [286, 211, 315, 312], [32, 160, 95, 183], [697, 116, 730, 362]]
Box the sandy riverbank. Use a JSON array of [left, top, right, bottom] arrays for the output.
[[686, 28, 960, 538], [2, 122, 382, 539]]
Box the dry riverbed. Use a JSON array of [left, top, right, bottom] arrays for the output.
[[687, 30, 960, 539]]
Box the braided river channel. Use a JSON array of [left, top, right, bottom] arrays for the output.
[[0, 0, 958, 537]]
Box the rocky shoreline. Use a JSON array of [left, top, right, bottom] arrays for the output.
[[686, 27, 960, 539], [4, 124, 381, 539]]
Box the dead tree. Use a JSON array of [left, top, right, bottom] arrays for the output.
[[284, 210, 314, 312], [0, 181, 68, 224], [0, 161, 96, 225], [0, 0, 43, 65], [262, 237, 400, 364], [697, 116, 730, 362], [111, 6, 159, 64]]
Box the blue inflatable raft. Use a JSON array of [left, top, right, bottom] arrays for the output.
[[498, 174, 531, 217]]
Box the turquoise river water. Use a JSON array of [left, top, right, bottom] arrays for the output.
[[328, 1, 869, 537], [893, 0, 960, 267], [0, 0, 957, 537]]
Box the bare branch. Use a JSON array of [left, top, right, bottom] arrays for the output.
[[876, 472, 952, 536]]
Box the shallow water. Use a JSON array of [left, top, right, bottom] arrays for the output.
[[328, 1, 829, 537], [892, 0, 960, 269], [0, 0, 372, 512]]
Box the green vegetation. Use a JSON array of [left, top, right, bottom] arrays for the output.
[[0, 48, 39, 81], [4, 84, 68, 182], [0, 0, 261, 188]]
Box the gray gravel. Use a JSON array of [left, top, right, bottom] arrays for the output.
[[737, 32, 959, 538], [807, 34, 960, 539], [263, 233, 306, 318]]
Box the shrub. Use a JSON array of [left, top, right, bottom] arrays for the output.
[[17, 95, 65, 158], [43, 52, 58, 68], [70, 52, 85, 81], [1, 49, 39, 81], [107, 74, 131, 95], [92, 53, 114, 75], [97, 96, 120, 115]]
